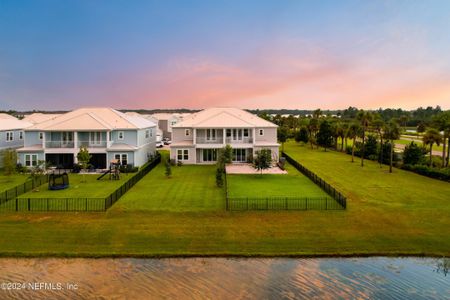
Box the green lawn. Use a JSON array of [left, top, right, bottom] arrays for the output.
[[0, 143, 449, 257], [227, 163, 327, 198], [111, 164, 225, 212], [17, 173, 128, 198], [0, 174, 30, 192], [395, 139, 445, 152]]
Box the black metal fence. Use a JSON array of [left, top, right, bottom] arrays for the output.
[[228, 196, 343, 211], [0, 154, 161, 212], [104, 154, 161, 210], [0, 175, 48, 206], [281, 152, 347, 209]]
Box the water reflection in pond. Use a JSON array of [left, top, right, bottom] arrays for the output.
[[0, 257, 448, 299]]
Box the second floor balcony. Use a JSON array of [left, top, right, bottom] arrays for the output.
[[196, 137, 224, 144], [45, 140, 108, 148]]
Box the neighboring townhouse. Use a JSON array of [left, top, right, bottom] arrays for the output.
[[0, 113, 32, 167], [170, 107, 279, 164], [125, 112, 163, 142], [151, 113, 184, 140], [17, 108, 156, 169], [22, 113, 61, 125]]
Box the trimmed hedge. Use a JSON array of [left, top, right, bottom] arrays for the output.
[[401, 164, 450, 182]]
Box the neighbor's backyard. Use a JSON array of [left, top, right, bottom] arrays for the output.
[[0, 145, 449, 257]]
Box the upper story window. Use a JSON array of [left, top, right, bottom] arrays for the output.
[[6, 131, 13, 141], [243, 129, 249, 137], [145, 129, 150, 138], [206, 129, 216, 140], [108, 132, 112, 141], [226, 129, 231, 137], [39, 132, 44, 140], [185, 129, 190, 136], [19, 131, 23, 140], [118, 131, 124, 140], [259, 129, 264, 136]]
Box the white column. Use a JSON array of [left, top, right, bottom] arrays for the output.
[[193, 128, 197, 145], [223, 128, 226, 145], [252, 128, 256, 145], [74, 131, 78, 149]]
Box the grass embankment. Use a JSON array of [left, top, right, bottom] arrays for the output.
[[0, 143, 449, 257], [0, 174, 30, 192], [227, 163, 327, 198], [17, 174, 128, 198]]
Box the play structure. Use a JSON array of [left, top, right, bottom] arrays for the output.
[[48, 169, 70, 190], [97, 159, 121, 181]]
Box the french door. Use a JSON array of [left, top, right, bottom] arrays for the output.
[[90, 132, 102, 145], [232, 149, 247, 162]]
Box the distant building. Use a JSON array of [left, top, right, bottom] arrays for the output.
[[0, 113, 32, 167]]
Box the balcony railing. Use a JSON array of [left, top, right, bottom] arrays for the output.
[[44, 140, 107, 148], [78, 140, 107, 148], [196, 137, 224, 144], [225, 137, 253, 144], [45, 141, 74, 148]]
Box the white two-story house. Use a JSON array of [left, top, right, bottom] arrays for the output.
[[17, 107, 157, 169], [0, 113, 32, 167], [170, 107, 279, 164]]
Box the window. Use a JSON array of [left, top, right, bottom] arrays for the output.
[[118, 131, 124, 140], [185, 129, 190, 136], [206, 129, 216, 141], [243, 129, 249, 137], [259, 129, 264, 136], [145, 130, 150, 138], [39, 132, 43, 140], [19, 131, 23, 140], [25, 154, 38, 167], [108, 132, 112, 141], [6, 131, 13, 141], [226, 129, 231, 137], [90, 132, 101, 145], [177, 149, 189, 161], [202, 149, 217, 162], [114, 153, 128, 165]]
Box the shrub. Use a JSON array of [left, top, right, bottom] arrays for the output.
[[403, 142, 426, 165], [402, 164, 450, 182], [215, 168, 223, 187], [165, 160, 172, 178], [176, 161, 183, 167], [169, 159, 177, 166], [364, 135, 378, 158]]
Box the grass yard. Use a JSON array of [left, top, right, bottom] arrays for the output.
[[0, 174, 30, 192], [111, 163, 225, 212], [227, 163, 327, 198], [17, 173, 128, 198], [0, 144, 449, 257]]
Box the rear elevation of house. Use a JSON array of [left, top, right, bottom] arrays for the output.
[[17, 108, 157, 169], [170, 107, 279, 164], [0, 113, 32, 167]]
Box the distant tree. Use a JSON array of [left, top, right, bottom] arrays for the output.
[[254, 149, 272, 175], [277, 126, 289, 152], [347, 123, 361, 163], [77, 146, 92, 183], [221, 144, 233, 164], [364, 135, 378, 159], [2, 149, 17, 175], [422, 128, 442, 166], [383, 121, 401, 173], [307, 118, 319, 149], [432, 111, 450, 167], [403, 142, 426, 165], [295, 126, 309, 144], [316, 120, 333, 151], [215, 167, 224, 187], [165, 159, 172, 178], [357, 111, 373, 167], [417, 122, 427, 134], [372, 117, 385, 168]]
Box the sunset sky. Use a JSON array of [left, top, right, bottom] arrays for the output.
[[1, 0, 450, 111]]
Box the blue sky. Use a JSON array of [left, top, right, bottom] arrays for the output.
[[1, 0, 450, 110]]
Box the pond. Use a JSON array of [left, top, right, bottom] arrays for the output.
[[0, 257, 448, 299]]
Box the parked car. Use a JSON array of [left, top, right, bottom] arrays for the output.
[[156, 141, 164, 148], [163, 139, 172, 145]]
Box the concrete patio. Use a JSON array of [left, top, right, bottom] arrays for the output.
[[225, 163, 287, 174]]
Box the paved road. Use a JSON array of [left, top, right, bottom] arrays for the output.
[[395, 143, 442, 156]]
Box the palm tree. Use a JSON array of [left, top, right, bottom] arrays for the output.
[[307, 118, 319, 149], [432, 111, 450, 167], [357, 111, 373, 167], [347, 123, 360, 163], [423, 128, 443, 166], [372, 118, 385, 168], [341, 122, 349, 151], [383, 121, 401, 173]]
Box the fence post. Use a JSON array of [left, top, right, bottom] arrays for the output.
[[326, 197, 328, 210], [15, 198, 18, 212], [86, 198, 88, 211], [285, 197, 288, 210], [247, 197, 249, 210], [306, 197, 308, 210], [266, 197, 268, 210], [27, 198, 30, 211]]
